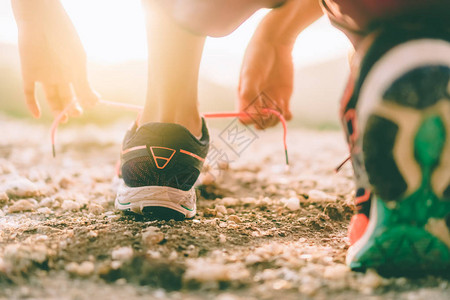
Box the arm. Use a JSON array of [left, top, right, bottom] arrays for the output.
[[239, 0, 323, 129], [11, 0, 98, 119]]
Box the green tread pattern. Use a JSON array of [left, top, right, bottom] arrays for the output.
[[353, 115, 450, 275]]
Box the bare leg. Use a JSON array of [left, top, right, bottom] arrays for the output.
[[141, 0, 205, 137]]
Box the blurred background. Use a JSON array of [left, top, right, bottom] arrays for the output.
[[0, 0, 351, 129]]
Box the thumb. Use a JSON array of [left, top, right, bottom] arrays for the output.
[[238, 78, 261, 124], [282, 98, 293, 121], [73, 74, 100, 109]]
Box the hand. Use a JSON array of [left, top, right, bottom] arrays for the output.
[[238, 37, 294, 129], [14, 1, 99, 120]]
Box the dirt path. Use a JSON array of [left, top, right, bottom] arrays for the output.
[[0, 115, 448, 299]]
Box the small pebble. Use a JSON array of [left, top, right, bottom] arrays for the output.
[[285, 197, 300, 211], [204, 208, 217, 217], [39, 197, 54, 208], [88, 203, 104, 215], [218, 234, 227, 243], [245, 254, 262, 265], [201, 173, 216, 185], [0, 192, 9, 204], [111, 247, 133, 261], [220, 197, 239, 206], [37, 207, 52, 215], [142, 227, 165, 245], [77, 261, 95, 277], [215, 204, 227, 215], [323, 264, 349, 280], [66, 261, 95, 277], [87, 231, 98, 239], [8, 199, 35, 213], [58, 177, 73, 189], [61, 200, 81, 212], [4, 177, 40, 198], [228, 215, 241, 223], [308, 190, 337, 202]]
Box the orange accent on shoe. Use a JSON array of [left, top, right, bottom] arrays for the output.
[[121, 145, 147, 155], [343, 108, 358, 146], [348, 213, 369, 246], [180, 149, 205, 162], [149, 146, 176, 169], [340, 75, 356, 117], [355, 190, 371, 205]]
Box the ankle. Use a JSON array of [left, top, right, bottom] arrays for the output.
[[139, 113, 202, 138]]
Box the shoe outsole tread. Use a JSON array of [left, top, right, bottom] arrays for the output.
[[348, 41, 450, 274]]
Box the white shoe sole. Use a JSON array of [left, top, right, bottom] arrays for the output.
[[115, 182, 197, 219]]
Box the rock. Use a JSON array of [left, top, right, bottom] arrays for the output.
[[3, 244, 47, 272], [61, 200, 81, 212], [228, 215, 241, 223], [299, 276, 321, 297], [217, 293, 240, 300], [0, 159, 16, 174], [220, 197, 239, 206], [77, 261, 95, 277], [37, 207, 52, 214], [226, 208, 236, 214], [88, 203, 104, 215], [184, 259, 250, 282], [245, 254, 262, 265], [142, 227, 165, 245], [0, 192, 9, 205], [204, 208, 217, 217], [58, 177, 73, 189], [3, 177, 40, 198], [65, 262, 79, 274], [359, 269, 384, 292], [265, 184, 278, 194], [218, 234, 227, 243], [168, 251, 178, 261], [111, 261, 122, 270], [201, 172, 216, 185], [87, 231, 98, 239], [39, 197, 54, 208], [147, 250, 161, 259], [215, 204, 227, 215], [8, 199, 35, 213], [66, 261, 95, 277], [111, 247, 134, 261], [323, 264, 349, 280], [285, 197, 300, 211], [308, 190, 337, 202]]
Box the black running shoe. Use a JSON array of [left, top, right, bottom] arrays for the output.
[[342, 26, 450, 274], [115, 119, 209, 220]]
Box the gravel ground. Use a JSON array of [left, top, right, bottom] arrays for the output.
[[0, 115, 449, 300]]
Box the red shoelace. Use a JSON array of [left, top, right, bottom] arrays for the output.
[[50, 99, 290, 165]]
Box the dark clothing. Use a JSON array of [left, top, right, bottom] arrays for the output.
[[321, 0, 450, 45]]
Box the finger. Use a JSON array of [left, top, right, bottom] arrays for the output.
[[70, 102, 83, 117], [55, 84, 82, 118], [281, 98, 293, 121], [238, 86, 272, 126], [43, 84, 65, 115], [23, 79, 40, 118], [237, 82, 256, 124]]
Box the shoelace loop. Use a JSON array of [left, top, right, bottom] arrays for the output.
[[50, 100, 290, 165]]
